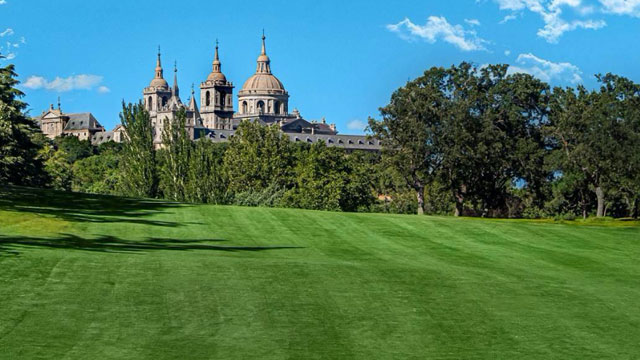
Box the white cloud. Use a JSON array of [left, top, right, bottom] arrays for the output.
[[509, 53, 582, 83], [492, 0, 606, 42], [0, 0, 6, 5], [347, 119, 367, 132], [387, 16, 488, 51], [0, 28, 13, 37], [499, 14, 519, 23], [599, 0, 640, 16], [5, 53, 15, 60], [97, 85, 110, 94], [23, 74, 105, 92], [505, 49, 512, 55], [465, 18, 482, 26]]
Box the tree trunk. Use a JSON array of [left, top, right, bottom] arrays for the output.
[[416, 188, 425, 215], [595, 186, 605, 218], [632, 198, 639, 219], [454, 192, 464, 217]]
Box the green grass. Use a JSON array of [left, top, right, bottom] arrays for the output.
[[1, 187, 639, 360]]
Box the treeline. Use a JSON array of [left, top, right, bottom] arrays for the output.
[[114, 104, 378, 212], [369, 63, 640, 219], [1, 61, 639, 218]]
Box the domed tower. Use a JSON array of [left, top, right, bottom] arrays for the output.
[[236, 33, 289, 124], [143, 47, 172, 117], [200, 41, 234, 130]]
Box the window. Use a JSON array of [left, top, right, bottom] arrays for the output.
[[205, 91, 210, 106], [257, 101, 265, 114], [242, 101, 248, 114], [220, 92, 225, 108], [274, 101, 280, 115], [148, 96, 153, 110]]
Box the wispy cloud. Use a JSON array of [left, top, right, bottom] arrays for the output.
[[491, 0, 606, 42], [97, 85, 111, 94], [23, 74, 107, 92], [0, 28, 23, 60], [387, 16, 488, 51], [599, 0, 640, 17], [464, 18, 482, 26], [347, 119, 367, 132], [499, 14, 519, 23], [509, 53, 582, 84], [0, 28, 13, 37], [0, 0, 7, 5]]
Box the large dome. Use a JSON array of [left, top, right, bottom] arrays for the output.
[[241, 73, 285, 92]]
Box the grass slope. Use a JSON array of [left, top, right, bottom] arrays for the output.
[[1, 187, 639, 359]]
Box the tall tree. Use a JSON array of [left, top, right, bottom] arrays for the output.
[[283, 143, 375, 212], [0, 60, 47, 186], [185, 140, 227, 204], [158, 109, 193, 201], [548, 78, 633, 218], [369, 67, 447, 215], [223, 120, 294, 194], [118, 101, 157, 198]]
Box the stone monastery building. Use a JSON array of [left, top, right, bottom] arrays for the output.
[[37, 34, 380, 151]]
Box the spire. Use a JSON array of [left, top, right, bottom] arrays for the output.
[[212, 39, 221, 73], [188, 83, 199, 114], [256, 31, 271, 74], [57, 96, 61, 111], [149, 46, 168, 88], [155, 46, 163, 79], [172, 60, 179, 97]]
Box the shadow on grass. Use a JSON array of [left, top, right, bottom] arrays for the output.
[[0, 186, 199, 228], [0, 233, 303, 255]]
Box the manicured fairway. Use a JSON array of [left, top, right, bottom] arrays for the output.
[[0, 187, 639, 359]]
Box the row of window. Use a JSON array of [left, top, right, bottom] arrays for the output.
[[240, 100, 285, 115]]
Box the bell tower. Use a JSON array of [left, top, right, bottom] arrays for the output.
[[143, 46, 171, 118], [200, 40, 234, 129]]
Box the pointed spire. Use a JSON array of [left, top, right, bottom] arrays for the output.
[[155, 46, 163, 78], [172, 60, 179, 97], [188, 83, 199, 113], [212, 39, 222, 74], [256, 31, 271, 74], [150, 45, 168, 88]]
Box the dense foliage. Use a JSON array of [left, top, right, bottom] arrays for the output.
[[369, 63, 640, 218], [0, 61, 47, 186], [1, 60, 638, 218]]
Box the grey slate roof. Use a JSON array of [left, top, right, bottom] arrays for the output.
[[63, 113, 103, 131], [200, 129, 380, 151], [91, 131, 115, 145]]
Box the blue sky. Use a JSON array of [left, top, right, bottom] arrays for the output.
[[1, 0, 639, 133]]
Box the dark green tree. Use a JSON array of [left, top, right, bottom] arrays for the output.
[[53, 135, 94, 163], [283, 143, 375, 212], [369, 67, 448, 215], [118, 101, 157, 198], [223, 120, 294, 194], [548, 77, 634, 218], [72, 143, 122, 195], [0, 60, 47, 186]]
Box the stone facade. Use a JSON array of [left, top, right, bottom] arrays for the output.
[[36, 34, 379, 151], [36, 103, 105, 142]]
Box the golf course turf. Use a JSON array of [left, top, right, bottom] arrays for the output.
[[1, 186, 639, 359]]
